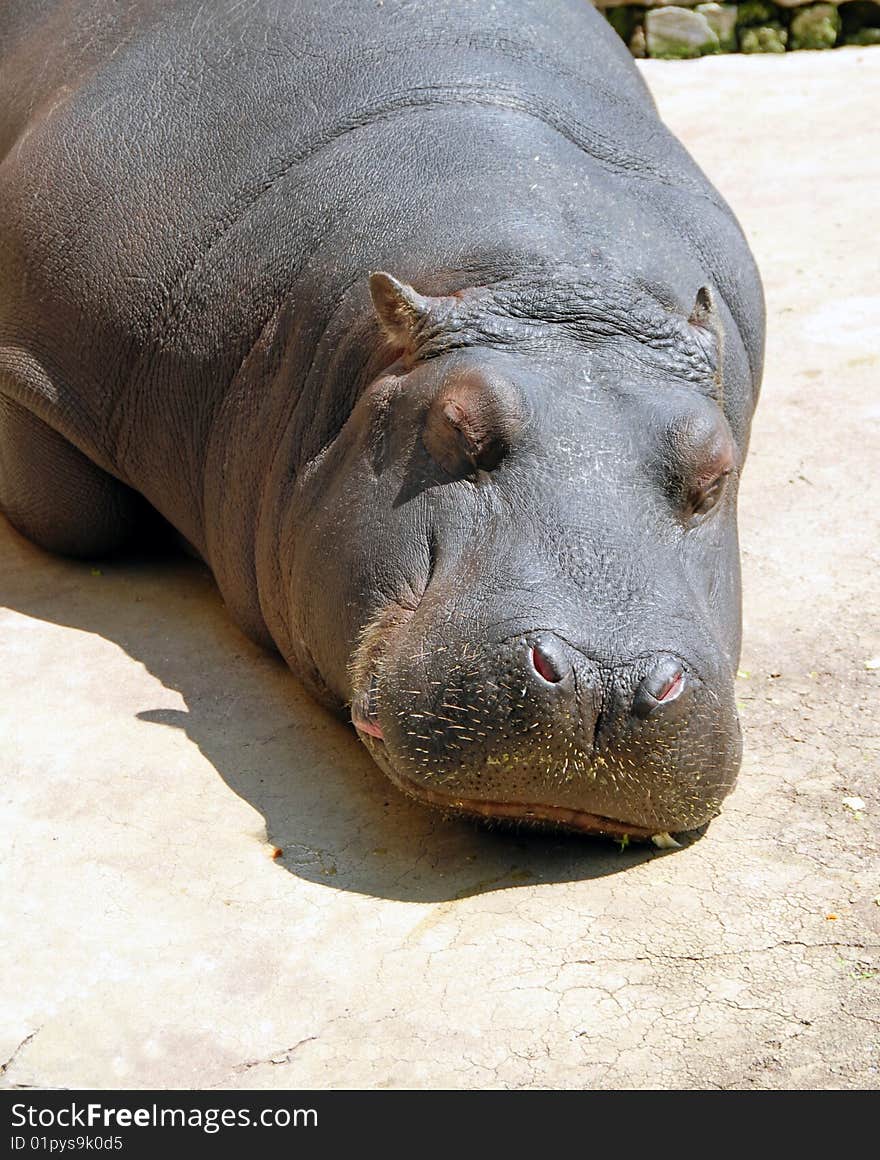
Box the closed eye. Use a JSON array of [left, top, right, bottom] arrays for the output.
[[686, 468, 732, 521]]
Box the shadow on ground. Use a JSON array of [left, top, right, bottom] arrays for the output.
[[0, 516, 686, 903]]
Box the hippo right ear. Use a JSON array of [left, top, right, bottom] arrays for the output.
[[688, 284, 724, 396], [689, 285, 719, 334], [369, 272, 435, 347]]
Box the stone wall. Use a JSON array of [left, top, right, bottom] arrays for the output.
[[597, 0, 880, 56]]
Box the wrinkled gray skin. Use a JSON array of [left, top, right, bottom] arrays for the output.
[[0, 0, 764, 839]]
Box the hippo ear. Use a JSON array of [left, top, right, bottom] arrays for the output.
[[688, 285, 723, 351], [689, 285, 717, 331], [369, 272, 434, 346], [423, 376, 524, 476], [688, 285, 724, 394]]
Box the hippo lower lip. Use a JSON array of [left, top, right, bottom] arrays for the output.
[[359, 732, 660, 839]]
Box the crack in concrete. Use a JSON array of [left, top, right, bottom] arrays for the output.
[[0, 1030, 38, 1079], [569, 940, 879, 968], [232, 1035, 319, 1073]]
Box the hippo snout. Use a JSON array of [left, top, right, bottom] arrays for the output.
[[353, 626, 741, 839]]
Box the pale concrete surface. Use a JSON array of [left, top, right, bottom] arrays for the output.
[[2, 48, 878, 1091]]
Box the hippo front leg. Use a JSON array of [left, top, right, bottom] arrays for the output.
[[0, 395, 149, 559]]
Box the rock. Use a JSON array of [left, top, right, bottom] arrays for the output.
[[593, 0, 852, 6], [605, 5, 641, 41], [839, 1, 880, 36], [736, 0, 782, 25], [593, 0, 842, 6], [790, 4, 842, 48], [696, 3, 739, 49], [739, 22, 789, 50], [630, 23, 648, 56], [645, 7, 720, 57], [843, 26, 880, 41], [594, 1, 708, 8]]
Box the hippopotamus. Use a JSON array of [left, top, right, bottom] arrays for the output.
[[0, 0, 764, 840]]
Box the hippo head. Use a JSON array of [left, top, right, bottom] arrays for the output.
[[287, 267, 751, 840]]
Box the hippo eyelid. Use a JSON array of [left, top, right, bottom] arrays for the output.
[[686, 467, 733, 521]]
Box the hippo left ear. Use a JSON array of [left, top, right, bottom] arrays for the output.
[[369, 272, 435, 347]]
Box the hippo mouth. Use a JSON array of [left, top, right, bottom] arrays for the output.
[[352, 716, 657, 840]]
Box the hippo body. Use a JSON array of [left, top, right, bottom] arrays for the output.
[[0, 0, 764, 838]]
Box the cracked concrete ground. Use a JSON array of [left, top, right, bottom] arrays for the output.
[[2, 48, 878, 1091]]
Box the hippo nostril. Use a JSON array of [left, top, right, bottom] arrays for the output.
[[656, 671, 685, 702], [530, 640, 567, 684], [632, 657, 689, 719]]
